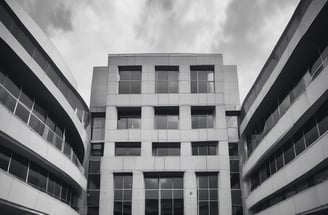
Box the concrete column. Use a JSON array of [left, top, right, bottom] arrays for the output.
[[180, 106, 191, 130], [99, 172, 114, 215], [142, 65, 155, 94], [141, 141, 152, 157], [132, 171, 145, 215], [181, 141, 191, 156], [219, 170, 232, 215], [184, 171, 197, 215], [215, 105, 226, 129], [142, 106, 154, 130], [179, 65, 190, 94]]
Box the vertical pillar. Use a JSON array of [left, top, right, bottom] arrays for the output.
[[99, 172, 114, 215], [184, 171, 197, 215], [132, 171, 145, 215]]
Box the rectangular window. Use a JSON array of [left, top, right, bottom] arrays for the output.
[[229, 143, 239, 157], [117, 107, 141, 129], [91, 113, 105, 140], [152, 143, 180, 156], [155, 66, 179, 93], [27, 162, 47, 191], [275, 149, 284, 170], [9, 152, 28, 181], [230, 173, 240, 189], [47, 173, 62, 198], [154, 107, 179, 129], [293, 129, 305, 156], [91, 143, 104, 156], [283, 140, 295, 165], [196, 173, 218, 215], [114, 173, 132, 215], [191, 106, 215, 129], [316, 101, 328, 135], [192, 141, 218, 156], [190, 65, 215, 93], [303, 116, 319, 147], [0, 146, 11, 171], [88, 174, 100, 190], [230, 160, 239, 173], [89, 160, 101, 174], [145, 173, 183, 215], [269, 156, 277, 175], [118, 66, 141, 94], [115, 142, 141, 156]]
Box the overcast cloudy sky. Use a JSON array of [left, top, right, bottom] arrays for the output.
[[15, 0, 299, 105]]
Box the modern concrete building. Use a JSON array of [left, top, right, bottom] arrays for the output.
[[89, 54, 242, 215], [0, 1, 89, 215], [239, 0, 328, 215]]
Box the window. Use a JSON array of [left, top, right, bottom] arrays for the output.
[[190, 65, 215, 93], [145, 174, 183, 215], [91, 114, 105, 140], [293, 129, 305, 156], [197, 173, 218, 215], [192, 141, 218, 156], [114, 173, 133, 215], [89, 160, 101, 174], [230, 173, 240, 189], [230, 160, 239, 173], [283, 140, 295, 164], [118, 66, 141, 94], [154, 107, 179, 129], [27, 162, 47, 191], [88, 174, 100, 190], [152, 143, 180, 156], [47, 173, 62, 198], [14, 102, 30, 123], [117, 107, 141, 129], [0, 146, 11, 171], [191, 106, 215, 129], [316, 101, 328, 135], [303, 116, 319, 147], [91, 143, 104, 156], [155, 66, 179, 93], [115, 142, 141, 156], [9, 153, 28, 181], [229, 143, 239, 157], [269, 156, 277, 175], [275, 150, 284, 170]]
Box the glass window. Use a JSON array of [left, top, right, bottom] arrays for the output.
[[11, 23, 35, 55], [229, 143, 239, 157], [114, 174, 132, 215], [115, 142, 141, 156], [9, 153, 28, 181], [303, 117, 319, 147], [197, 173, 218, 215], [89, 160, 101, 174], [118, 67, 141, 94], [91, 115, 105, 140], [190, 67, 215, 93], [283, 140, 295, 165], [269, 156, 277, 175], [88, 190, 100, 207], [19, 92, 33, 110], [28, 114, 45, 136], [230, 173, 240, 189], [88, 174, 100, 190], [47, 173, 62, 198], [0, 4, 14, 29], [14, 102, 30, 123], [192, 142, 218, 156], [155, 66, 179, 93], [33, 48, 49, 72], [117, 107, 141, 129], [152, 143, 180, 156], [293, 129, 305, 156], [0, 86, 17, 112], [145, 174, 183, 215], [275, 150, 284, 170], [91, 143, 104, 156], [154, 107, 179, 129], [231, 190, 242, 205], [316, 101, 328, 135], [0, 146, 11, 171], [27, 162, 47, 191], [230, 160, 239, 173], [191, 106, 215, 129]]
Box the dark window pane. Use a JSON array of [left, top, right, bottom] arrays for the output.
[[19, 92, 33, 110], [208, 145, 217, 155], [29, 114, 45, 136], [198, 176, 209, 188], [9, 153, 28, 181], [231, 190, 242, 205], [87, 191, 100, 206], [114, 175, 123, 189], [209, 201, 218, 215], [63, 142, 72, 158], [230, 173, 240, 189], [316, 102, 328, 135], [4, 78, 20, 98], [11, 23, 34, 55], [283, 140, 296, 164], [145, 178, 158, 189], [269, 156, 277, 175], [124, 190, 132, 200], [229, 143, 239, 157], [173, 198, 184, 215], [131, 81, 141, 94], [89, 160, 100, 173], [0, 147, 11, 171], [192, 146, 198, 155], [192, 116, 198, 128], [124, 175, 133, 189], [129, 146, 141, 156], [276, 150, 284, 170], [168, 147, 180, 156], [88, 207, 99, 215], [91, 143, 104, 156], [294, 129, 305, 156], [198, 145, 207, 156], [230, 160, 239, 173], [88, 174, 100, 189], [160, 178, 173, 189], [199, 189, 208, 200], [209, 175, 218, 189], [145, 199, 159, 215], [114, 190, 123, 200], [303, 117, 319, 147], [15, 103, 30, 123], [0, 87, 16, 112], [0, 4, 14, 29], [123, 201, 132, 215], [232, 206, 243, 215], [198, 81, 207, 93], [27, 162, 47, 191], [199, 201, 209, 215], [120, 71, 131, 80], [47, 174, 61, 198], [210, 189, 218, 200], [119, 81, 130, 94], [191, 81, 198, 93], [131, 71, 141, 80]]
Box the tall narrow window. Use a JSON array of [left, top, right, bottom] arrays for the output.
[[155, 66, 179, 93], [114, 173, 133, 215], [0, 146, 11, 171], [191, 106, 215, 129], [190, 65, 214, 93], [117, 107, 141, 129], [197, 173, 218, 215], [118, 66, 141, 94], [145, 173, 183, 215], [154, 107, 179, 129], [91, 113, 105, 141]]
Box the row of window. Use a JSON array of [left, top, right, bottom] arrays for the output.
[[91, 142, 221, 157], [0, 3, 89, 126], [118, 65, 215, 94], [252, 165, 328, 213], [245, 43, 328, 158], [0, 71, 82, 169], [250, 99, 328, 191], [0, 145, 77, 209]]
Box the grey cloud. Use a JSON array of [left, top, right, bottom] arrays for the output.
[[14, 0, 74, 35]]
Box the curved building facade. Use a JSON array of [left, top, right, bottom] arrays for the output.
[[239, 0, 328, 215], [0, 1, 89, 215]]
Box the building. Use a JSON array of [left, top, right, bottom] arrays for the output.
[[239, 0, 328, 215], [0, 1, 89, 215], [89, 53, 242, 215]]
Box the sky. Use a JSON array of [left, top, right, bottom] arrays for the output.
[[15, 0, 299, 105]]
